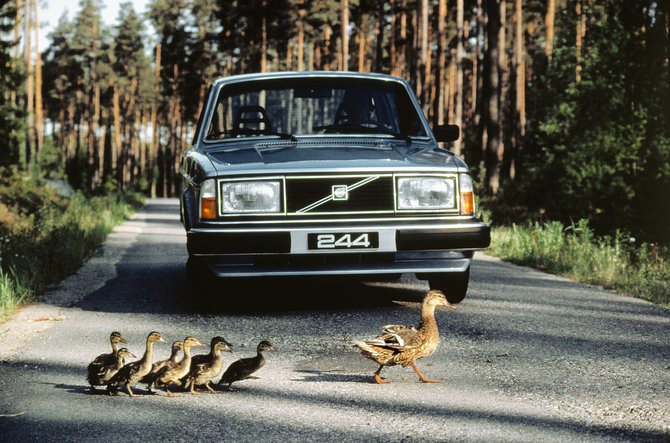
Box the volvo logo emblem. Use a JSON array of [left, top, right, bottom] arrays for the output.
[[332, 185, 348, 201]]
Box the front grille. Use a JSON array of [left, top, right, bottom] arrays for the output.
[[285, 174, 394, 215]]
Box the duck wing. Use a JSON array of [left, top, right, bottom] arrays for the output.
[[220, 355, 263, 383], [364, 324, 421, 351]]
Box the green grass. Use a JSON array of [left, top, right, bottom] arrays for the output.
[[0, 181, 144, 322], [487, 219, 670, 309]]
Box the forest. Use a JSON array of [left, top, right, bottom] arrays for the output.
[[1, 0, 669, 244]]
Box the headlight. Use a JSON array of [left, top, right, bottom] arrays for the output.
[[397, 177, 456, 210], [221, 181, 281, 213]]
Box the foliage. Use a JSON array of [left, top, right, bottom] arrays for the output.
[[489, 220, 670, 309], [512, 1, 670, 244], [0, 170, 144, 321]]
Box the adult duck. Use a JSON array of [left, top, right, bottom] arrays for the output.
[[353, 290, 454, 384]]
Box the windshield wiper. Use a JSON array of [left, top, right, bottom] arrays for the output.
[[313, 123, 408, 141], [207, 127, 296, 140]]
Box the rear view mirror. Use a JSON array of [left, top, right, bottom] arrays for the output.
[[433, 124, 460, 143]]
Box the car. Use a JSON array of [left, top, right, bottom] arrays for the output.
[[179, 71, 490, 305]]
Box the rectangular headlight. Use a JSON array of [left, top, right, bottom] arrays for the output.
[[397, 176, 456, 210], [221, 180, 281, 213]]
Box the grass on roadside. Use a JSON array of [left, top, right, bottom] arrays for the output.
[[487, 219, 670, 309], [0, 181, 144, 322]]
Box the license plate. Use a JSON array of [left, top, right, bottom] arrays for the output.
[[308, 232, 379, 250]]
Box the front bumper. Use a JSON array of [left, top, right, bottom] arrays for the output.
[[187, 220, 490, 278]]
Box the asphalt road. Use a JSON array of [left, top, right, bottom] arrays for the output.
[[0, 199, 668, 442]]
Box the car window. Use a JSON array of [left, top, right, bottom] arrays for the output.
[[205, 78, 428, 140]]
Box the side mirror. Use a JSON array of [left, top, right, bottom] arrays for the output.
[[433, 124, 460, 143]]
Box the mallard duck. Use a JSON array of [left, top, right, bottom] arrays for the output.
[[353, 290, 454, 384], [140, 341, 183, 393], [87, 348, 135, 393], [106, 331, 167, 396], [217, 340, 277, 391], [86, 332, 128, 392], [182, 336, 233, 394], [148, 336, 205, 397]]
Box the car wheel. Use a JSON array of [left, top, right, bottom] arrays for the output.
[[186, 256, 219, 310], [425, 267, 470, 304]]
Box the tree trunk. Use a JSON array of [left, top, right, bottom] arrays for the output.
[[150, 44, 161, 198], [576, 0, 584, 83], [33, 0, 42, 161], [485, 0, 502, 195], [435, 0, 447, 126], [417, 0, 429, 110], [24, 0, 33, 167], [98, 108, 107, 186], [261, 0, 268, 73], [297, 2, 305, 71], [510, 0, 524, 179], [375, 0, 384, 73], [358, 15, 367, 72], [341, 0, 349, 71], [453, 0, 464, 155], [112, 79, 121, 185], [390, 0, 397, 76], [545, 0, 555, 60]]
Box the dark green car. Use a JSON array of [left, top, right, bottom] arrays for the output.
[[180, 71, 490, 304]]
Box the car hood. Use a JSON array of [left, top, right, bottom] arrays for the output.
[[203, 138, 465, 173]]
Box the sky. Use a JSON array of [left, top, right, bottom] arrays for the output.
[[37, 0, 150, 50]]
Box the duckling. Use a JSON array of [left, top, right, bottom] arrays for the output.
[[86, 332, 128, 392], [217, 340, 277, 391], [149, 336, 205, 397], [353, 290, 454, 384], [183, 336, 232, 394], [87, 348, 135, 393], [141, 341, 183, 393], [106, 331, 167, 396]]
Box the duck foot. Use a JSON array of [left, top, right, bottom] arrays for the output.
[[413, 365, 439, 383], [374, 374, 390, 384]]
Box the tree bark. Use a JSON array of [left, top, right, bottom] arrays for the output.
[[24, 0, 33, 167], [297, 2, 305, 71], [453, 0, 464, 155], [33, 0, 43, 161], [150, 44, 161, 198], [340, 0, 349, 71], [375, 0, 384, 73], [435, 0, 447, 126], [485, 0, 502, 195], [112, 79, 121, 184], [261, 0, 268, 73], [545, 0, 555, 60], [510, 0, 525, 179]]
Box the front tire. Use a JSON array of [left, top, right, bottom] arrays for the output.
[[424, 267, 470, 304], [186, 256, 220, 310]]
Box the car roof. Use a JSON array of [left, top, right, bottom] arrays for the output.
[[211, 71, 410, 88]]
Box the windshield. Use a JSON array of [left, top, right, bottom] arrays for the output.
[[205, 77, 428, 141]]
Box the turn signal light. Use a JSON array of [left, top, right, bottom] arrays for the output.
[[200, 179, 217, 220], [201, 197, 217, 219], [459, 174, 475, 215], [461, 192, 475, 215]]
